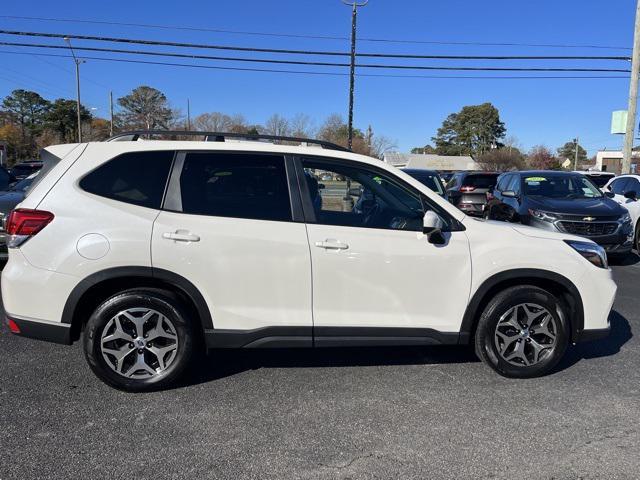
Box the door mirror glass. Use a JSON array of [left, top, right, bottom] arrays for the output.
[[502, 190, 517, 198], [624, 190, 638, 200], [423, 211, 445, 244]]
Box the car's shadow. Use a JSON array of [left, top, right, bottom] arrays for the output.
[[610, 251, 640, 266], [554, 309, 632, 373], [172, 312, 632, 389], [179, 344, 479, 388]]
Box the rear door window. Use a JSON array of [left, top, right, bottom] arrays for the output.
[[177, 152, 292, 222], [80, 151, 174, 209]]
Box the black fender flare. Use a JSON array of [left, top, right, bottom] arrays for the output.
[[459, 268, 584, 344], [61, 266, 213, 331]]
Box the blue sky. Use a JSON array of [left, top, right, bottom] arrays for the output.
[[0, 0, 637, 156]]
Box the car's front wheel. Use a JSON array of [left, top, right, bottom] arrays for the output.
[[474, 285, 569, 378], [83, 289, 196, 392]]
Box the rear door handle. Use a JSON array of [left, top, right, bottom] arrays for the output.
[[315, 240, 349, 250], [162, 231, 200, 242]]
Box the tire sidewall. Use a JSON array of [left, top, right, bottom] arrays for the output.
[[83, 290, 194, 392], [476, 287, 569, 378]]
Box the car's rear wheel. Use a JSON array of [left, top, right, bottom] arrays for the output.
[[474, 285, 569, 378], [635, 222, 640, 252], [83, 289, 195, 392]]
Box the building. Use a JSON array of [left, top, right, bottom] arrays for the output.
[[594, 150, 639, 175], [383, 152, 479, 171]]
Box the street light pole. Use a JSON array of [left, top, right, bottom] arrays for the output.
[[64, 37, 85, 143], [623, 0, 640, 174], [574, 137, 579, 170], [342, 0, 368, 151]]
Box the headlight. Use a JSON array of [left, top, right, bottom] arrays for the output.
[[529, 209, 557, 222], [565, 240, 608, 269], [620, 212, 632, 224]]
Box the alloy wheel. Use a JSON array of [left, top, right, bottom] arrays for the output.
[[494, 303, 557, 367], [100, 308, 179, 378]]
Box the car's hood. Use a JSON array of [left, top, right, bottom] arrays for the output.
[[0, 191, 25, 214], [465, 217, 588, 243], [527, 195, 625, 216]]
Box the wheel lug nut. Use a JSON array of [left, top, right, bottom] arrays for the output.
[[129, 343, 134, 348], [138, 349, 144, 354]]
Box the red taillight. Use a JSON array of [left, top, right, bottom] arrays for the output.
[[460, 185, 476, 192], [6, 209, 54, 237], [6, 317, 20, 334]]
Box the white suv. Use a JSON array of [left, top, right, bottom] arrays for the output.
[[1, 132, 616, 391], [604, 174, 640, 252]]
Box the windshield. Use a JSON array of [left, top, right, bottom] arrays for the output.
[[406, 172, 445, 196], [523, 174, 603, 199]]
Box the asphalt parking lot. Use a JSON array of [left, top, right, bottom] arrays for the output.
[[1, 257, 639, 480]]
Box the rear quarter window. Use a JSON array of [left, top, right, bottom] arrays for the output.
[[79, 151, 174, 209]]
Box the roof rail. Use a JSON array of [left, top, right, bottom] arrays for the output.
[[105, 130, 350, 152]]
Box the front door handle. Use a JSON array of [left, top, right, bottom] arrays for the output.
[[162, 231, 200, 242], [315, 240, 349, 250]]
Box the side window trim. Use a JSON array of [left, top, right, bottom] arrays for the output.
[[163, 152, 185, 211], [293, 156, 317, 223], [284, 155, 305, 222]]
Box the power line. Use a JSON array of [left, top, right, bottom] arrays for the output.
[[0, 30, 631, 61], [0, 50, 629, 79], [0, 15, 632, 51], [0, 41, 631, 72]]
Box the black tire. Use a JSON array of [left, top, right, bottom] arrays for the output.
[[83, 289, 196, 392], [635, 222, 640, 253], [474, 285, 569, 378]]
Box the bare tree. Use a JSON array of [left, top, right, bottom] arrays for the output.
[[193, 112, 233, 132], [264, 114, 290, 137], [289, 113, 315, 138], [477, 149, 525, 172]]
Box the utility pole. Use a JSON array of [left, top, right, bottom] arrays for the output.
[[64, 37, 85, 143], [342, 0, 368, 151], [187, 98, 191, 130], [623, 0, 640, 174], [574, 137, 579, 170], [341, 0, 368, 212], [109, 91, 114, 136]]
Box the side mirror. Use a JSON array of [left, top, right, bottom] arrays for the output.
[[604, 191, 615, 199], [624, 190, 638, 200], [423, 211, 446, 245], [502, 190, 517, 198]]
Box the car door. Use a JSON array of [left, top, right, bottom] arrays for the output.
[[620, 177, 640, 231], [151, 151, 312, 338], [297, 156, 471, 339]]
